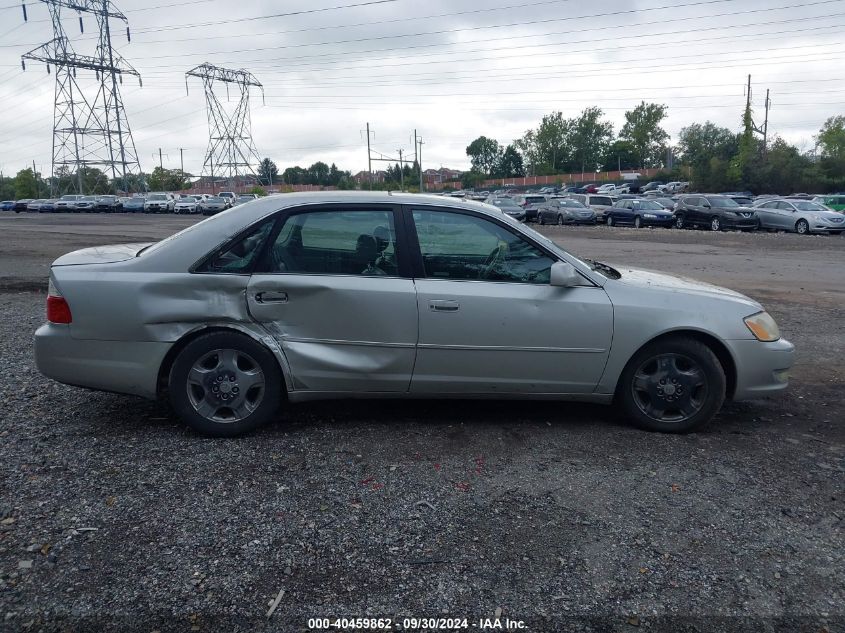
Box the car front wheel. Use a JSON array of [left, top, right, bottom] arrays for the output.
[[607, 215, 615, 227], [538, 214, 545, 225], [795, 219, 809, 235], [168, 331, 283, 437], [557, 214, 564, 225], [674, 214, 684, 229], [617, 337, 726, 433], [710, 216, 721, 231], [634, 216, 642, 228]]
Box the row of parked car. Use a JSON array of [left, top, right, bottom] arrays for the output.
[[1, 191, 259, 216], [484, 191, 845, 235]]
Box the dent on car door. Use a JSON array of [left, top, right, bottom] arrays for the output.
[[245, 206, 418, 392], [408, 207, 613, 394]]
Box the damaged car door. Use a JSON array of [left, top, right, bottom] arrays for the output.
[[246, 205, 418, 393]]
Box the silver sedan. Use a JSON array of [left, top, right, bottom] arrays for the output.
[[35, 192, 794, 436], [753, 198, 845, 234]]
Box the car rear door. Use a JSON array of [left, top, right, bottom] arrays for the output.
[[246, 204, 418, 393], [407, 206, 613, 394]]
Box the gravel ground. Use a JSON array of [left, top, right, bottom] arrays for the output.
[[0, 214, 842, 632]]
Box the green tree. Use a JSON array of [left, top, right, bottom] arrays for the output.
[[570, 107, 614, 174], [465, 136, 503, 175], [0, 175, 15, 200], [619, 101, 669, 169], [282, 166, 305, 185], [496, 145, 525, 177], [13, 168, 39, 199], [816, 115, 845, 160], [258, 158, 278, 186], [249, 186, 268, 196], [461, 170, 487, 189], [602, 140, 638, 172], [307, 161, 330, 185], [147, 166, 188, 192], [677, 122, 738, 191]]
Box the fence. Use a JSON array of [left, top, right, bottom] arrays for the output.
[[428, 168, 663, 191]]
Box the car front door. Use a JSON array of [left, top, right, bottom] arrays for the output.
[[246, 205, 418, 393], [775, 201, 797, 230], [407, 206, 613, 394]]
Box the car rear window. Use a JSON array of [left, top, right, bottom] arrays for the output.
[[591, 196, 612, 206]]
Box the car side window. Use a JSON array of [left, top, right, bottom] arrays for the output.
[[198, 218, 275, 274], [776, 201, 793, 211], [412, 209, 554, 284], [264, 209, 398, 276]]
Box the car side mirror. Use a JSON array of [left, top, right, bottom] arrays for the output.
[[702, 202, 711, 208], [550, 261, 581, 287]]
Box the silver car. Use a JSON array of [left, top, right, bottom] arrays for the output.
[[35, 192, 794, 437], [753, 198, 845, 235]]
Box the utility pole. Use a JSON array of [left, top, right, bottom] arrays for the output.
[[746, 75, 771, 159], [158, 148, 163, 171], [178, 147, 185, 176], [366, 122, 372, 187], [418, 137, 424, 192], [398, 148, 404, 190], [762, 89, 770, 158]]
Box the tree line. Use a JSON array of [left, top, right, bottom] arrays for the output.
[[465, 102, 845, 195]]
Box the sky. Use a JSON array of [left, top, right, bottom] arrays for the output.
[[0, 0, 841, 179]]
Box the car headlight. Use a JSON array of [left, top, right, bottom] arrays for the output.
[[744, 311, 780, 342], [643, 213, 657, 218]]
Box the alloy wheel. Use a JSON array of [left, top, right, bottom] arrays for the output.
[[674, 215, 684, 229], [186, 348, 265, 423], [711, 217, 721, 231], [796, 219, 809, 235], [634, 216, 642, 228], [631, 353, 709, 424]]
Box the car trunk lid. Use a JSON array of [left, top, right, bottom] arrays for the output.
[[52, 243, 153, 266]]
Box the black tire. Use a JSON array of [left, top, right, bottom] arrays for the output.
[[710, 216, 721, 231], [168, 331, 283, 437], [607, 215, 614, 227], [634, 216, 642, 228], [557, 214, 564, 226], [795, 219, 809, 235], [616, 336, 726, 433], [674, 214, 684, 229], [538, 214, 545, 226]]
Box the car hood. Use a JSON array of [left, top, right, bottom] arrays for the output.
[[52, 243, 153, 266], [609, 266, 760, 308]]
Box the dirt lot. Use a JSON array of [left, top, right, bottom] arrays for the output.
[[0, 213, 842, 632]]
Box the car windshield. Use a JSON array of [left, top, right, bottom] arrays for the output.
[[560, 199, 587, 208], [208, 197, 224, 202], [60, 195, 77, 200], [81, 196, 97, 202], [708, 197, 739, 207], [149, 194, 167, 201], [99, 196, 115, 201], [631, 200, 663, 210], [793, 201, 827, 212]]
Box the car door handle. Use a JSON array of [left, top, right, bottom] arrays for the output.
[[255, 291, 288, 304], [429, 300, 459, 312]]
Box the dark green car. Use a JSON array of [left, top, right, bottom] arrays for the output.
[[813, 195, 845, 212]]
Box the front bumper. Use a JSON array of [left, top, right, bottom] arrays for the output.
[[35, 323, 171, 399], [725, 337, 795, 400]]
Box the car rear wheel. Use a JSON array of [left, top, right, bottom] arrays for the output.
[[617, 336, 726, 433], [710, 216, 721, 231], [557, 214, 564, 225], [674, 214, 684, 229], [634, 216, 642, 228], [538, 214, 545, 225], [795, 219, 809, 235], [169, 331, 283, 437]]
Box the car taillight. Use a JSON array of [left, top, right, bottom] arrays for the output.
[[47, 279, 72, 324]]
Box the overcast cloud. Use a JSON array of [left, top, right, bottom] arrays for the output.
[[0, 0, 841, 178]]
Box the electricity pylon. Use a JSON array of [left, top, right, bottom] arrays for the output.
[[21, 0, 142, 195], [186, 63, 264, 190]]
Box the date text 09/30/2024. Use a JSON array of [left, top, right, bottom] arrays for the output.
[[306, 617, 527, 630]]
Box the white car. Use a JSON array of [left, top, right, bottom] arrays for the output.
[[174, 196, 201, 214], [144, 193, 175, 213], [596, 184, 617, 194]]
